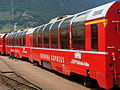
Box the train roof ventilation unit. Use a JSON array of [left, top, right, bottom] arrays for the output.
[[93, 9, 104, 16]]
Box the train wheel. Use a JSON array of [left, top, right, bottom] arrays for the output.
[[84, 77, 89, 87], [84, 76, 98, 88], [84, 76, 93, 87], [32, 60, 39, 66]]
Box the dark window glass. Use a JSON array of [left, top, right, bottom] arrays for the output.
[[60, 17, 73, 49], [11, 33, 14, 46], [51, 21, 61, 48], [33, 36, 38, 47], [16, 33, 20, 46], [21, 31, 27, 46], [71, 12, 91, 50], [17, 32, 22, 46], [0, 35, 2, 45], [33, 27, 39, 47], [91, 24, 98, 51], [43, 24, 52, 48], [33, 34, 38, 47], [72, 21, 85, 50], [14, 33, 18, 46], [33, 27, 41, 47], [19, 31, 26, 46], [30, 36, 33, 47], [38, 26, 44, 47], [33, 27, 39, 34], [38, 34, 42, 47]]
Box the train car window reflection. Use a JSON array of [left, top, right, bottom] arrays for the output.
[[91, 24, 98, 51], [60, 17, 73, 49], [38, 26, 44, 47], [72, 21, 85, 50], [43, 24, 52, 48], [51, 21, 61, 49]]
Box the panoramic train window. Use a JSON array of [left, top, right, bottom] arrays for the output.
[[18, 31, 23, 46], [33, 27, 39, 34], [14, 33, 17, 46], [19, 31, 27, 46], [11, 33, 15, 46], [33, 27, 41, 47], [91, 24, 98, 51], [8, 35, 10, 45], [72, 14, 86, 50], [15, 33, 18, 46], [33, 36, 38, 47], [71, 11, 91, 50], [0, 35, 2, 45], [33, 28, 38, 47], [17, 32, 21, 46], [60, 17, 73, 49], [38, 26, 44, 47], [51, 21, 61, 49], [72, 21, 85, 50], [22, 31, 27, 46], [8, 35, 11, 45], [43, 23, 52, 48]]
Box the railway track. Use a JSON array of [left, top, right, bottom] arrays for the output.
[[0, 56, 109, 90], [0, 57, 41, 90], [0, 72, 41, 90]]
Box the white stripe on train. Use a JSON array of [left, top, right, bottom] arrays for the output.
[[6, 45, 108, 55]]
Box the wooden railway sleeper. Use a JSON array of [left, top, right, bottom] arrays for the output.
[[0, 72, 18, 90], [0, 71, 41, 90], [3, 74, 40, 90]]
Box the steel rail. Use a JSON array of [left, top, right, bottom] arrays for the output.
[[0, 58, 42, 90]]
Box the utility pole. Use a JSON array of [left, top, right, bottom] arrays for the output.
[[10, 0, 16, 31], [10, 0, 14, 20], [14, 23, 17, 31]]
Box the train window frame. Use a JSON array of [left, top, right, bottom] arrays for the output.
[[72, 21, 85, 50], [70, 11, 91, 50], [91, 24, 98, 51], [33, 27, 39, 34], [21, 30, 27, 46], [15, 32, 19, 46], [19, 31, 24, 46], [51, 21, 61, 49], [59, 17, 73, 49], [117, 9, 120, 13], [37, 25, 45, 47], [33, 28, 38, 47], [43, 23, 52, 48], [17, 31, 23, 46]]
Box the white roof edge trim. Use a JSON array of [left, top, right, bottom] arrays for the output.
[[26, 28, 36, 35], [86, 1, 115, 20], [58, 18, 66, 28], [0, 34, 5, 38], [49, 22, 56, 30]]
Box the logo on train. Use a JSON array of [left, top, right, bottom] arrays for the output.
[[40, 53, 65, 63], [71, 59, 89, 67]]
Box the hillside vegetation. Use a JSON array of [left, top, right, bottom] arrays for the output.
[[0, 0, 114, 33]]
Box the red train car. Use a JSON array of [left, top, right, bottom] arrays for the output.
[[4, 1, 120, 89], [0, 34, 6, 54], [5, 28, 35, 58]]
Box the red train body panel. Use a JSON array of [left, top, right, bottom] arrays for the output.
[[1, 1, 120, 89], [0, 34, 6, 54]]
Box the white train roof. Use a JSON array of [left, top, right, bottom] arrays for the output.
[[26, 28, 36, 34], [86, 1, 115, 20], [6, 1, 117, 36], [0, 34, 6, 38]]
